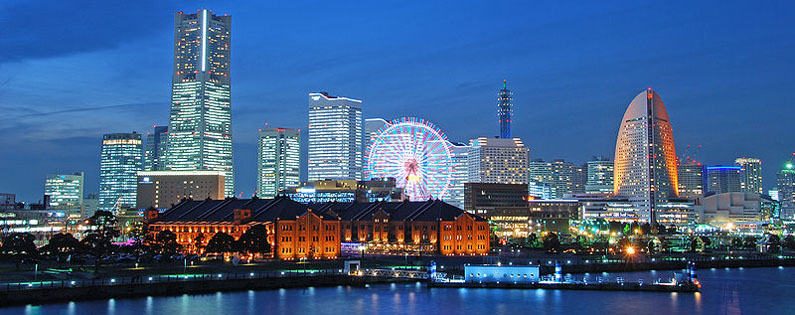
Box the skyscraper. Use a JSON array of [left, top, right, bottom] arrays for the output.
[[497, 80, 513, 139], [704, 165, 742, 194], [308, 92, 363, 181], [585, 157, 614, 194], [735, 157, 763, 194], [144, 125, 168, 171], [166, 10, 234, 197], [257, 128, 301, 198], [99, 132, 142, 212], [614, 89, 678, 223], [467, 137, 529, 184], [45, 172, 84, 216], [677, 159, 704, 198], [364, 118, 389, 154], [446, 142, 470, 209], [777, 161, 795, 220]]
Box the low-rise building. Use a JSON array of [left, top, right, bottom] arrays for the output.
[[147, 198, 488, 259], [698, 192, 779, 224], [283, 178, 404, 204]]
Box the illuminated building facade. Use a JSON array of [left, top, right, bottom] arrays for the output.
[[308, 92, 363, 181], [777, 162, 795, 219], [704, 165, 742, 194], [613, 89, 678, 223], [699, 192, 777, 224], [497, 80, 513, 139], [284, 179, 404, 204], [148, 198, 488, 259], [318, 200, 490, 256], [735, 157, 763, 194], [148, 197, 341, 260], [257, 128, 300, 198], [445, 142, 470, 209], [467, 137, 529, 184], [136, 171, 225, 210], [585, 157, 614, 194], [99, 132, 143, 212], [44, 172, 84, 217], [144, 125, 168, 171], [677, 159, 704, 198], [166, 10, 234, 197]]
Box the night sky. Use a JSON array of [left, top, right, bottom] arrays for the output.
[[2, 0, 794, 202]]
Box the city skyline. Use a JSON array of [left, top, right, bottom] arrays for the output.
[[2, 2, 795, 201]]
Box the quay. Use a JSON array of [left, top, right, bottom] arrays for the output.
[[0, 269, 419, 307]]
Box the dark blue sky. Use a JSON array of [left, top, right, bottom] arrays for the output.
[[2, 0, 794, 202]]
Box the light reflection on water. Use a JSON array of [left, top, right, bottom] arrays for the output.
[[6, 268, 794, 315]]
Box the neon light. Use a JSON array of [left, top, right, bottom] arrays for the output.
[[201, 9, 208, 72], [705, 166, 741, 170]]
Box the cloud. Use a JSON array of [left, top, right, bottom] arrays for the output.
[[0, 0, 176, 64]]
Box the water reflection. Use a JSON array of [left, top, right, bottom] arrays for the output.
[[3, 268, 793, 315]]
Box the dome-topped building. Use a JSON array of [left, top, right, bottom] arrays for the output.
[[614, 88, 678, 224]]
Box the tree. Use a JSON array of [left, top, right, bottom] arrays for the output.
[[731, 237, 743, 249], [81, 232, 116, 272], [205, 232, 235, 254], [527, 233, 538, 248], [743, 236, 757, 249], [784, 235, 795, 250], [151, 230, 181, 256], [85, 210, 119, 240], [0, 233, 38, 270], [542, 232, 561, 253], [40, 233, 81, 265], [236, 225, 270, 257]]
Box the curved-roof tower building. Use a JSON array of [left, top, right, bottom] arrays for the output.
[[614, 88, 678, 224]]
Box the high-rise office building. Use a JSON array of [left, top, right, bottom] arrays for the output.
[[45, 172, 84, 216], [529, 159, 554, 185], [613, 89, 678, 223], [735, 157, 763, 194], [144, 125, 168, 171], [497, 80, 513, 139], [445, 142, 470, 209], [704, 165, 742, 194], [467, 137, 529, 184], [677, 159, 704, 198], [166, 10, 234, 197], [257, 128, 301, 198], [551, 159, 585, 198], [308, 92, 363, 181], [99, 132, 143, 212], [364, 118, 389, 154], [777, 162, 795, 219], [585, 157, 614, 194]]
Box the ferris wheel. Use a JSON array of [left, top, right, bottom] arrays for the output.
[[365, 117, 453, 201]]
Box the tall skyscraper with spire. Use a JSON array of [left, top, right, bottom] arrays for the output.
[[166, 10, 234, 197], [497, 80, 513, 139], [614, 89, 678, 224]]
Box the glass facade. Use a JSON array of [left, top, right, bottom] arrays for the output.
[[144, 125, 168, 171], [257, 128, 300, 198], [166, 10, 234, 197], [307, 92, 363, 181], [704, 165, 742, 194], [99, 132, 142, 212], [445, 142, 470, 209], [677, 160, 704, 198], [45, 172, 84, 216], [585, 157, 614, 194], [614, 89, 678, 223]]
